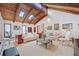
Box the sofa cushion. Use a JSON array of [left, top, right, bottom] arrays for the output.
[[23, 33, 39, 42]]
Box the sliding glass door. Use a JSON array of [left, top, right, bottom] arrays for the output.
[[4, 23, 11, 38]]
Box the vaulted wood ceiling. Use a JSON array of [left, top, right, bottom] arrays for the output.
[[43, 3, 79, 15], [0, 3, 47, 24], [0, 3, 79, 24]]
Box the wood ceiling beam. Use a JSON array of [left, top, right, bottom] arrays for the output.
[[13, 4, 19, 22], [23, 4, 47, 24], [44, 3, 79, 8], [30, 5, 48, 24], [29, 11, 41, 24], [30, 12, 42, 24], [44, 4, 79, 15], [31, 12, 47, 24], [22, 7, 33, 23], [34, 14, 47, 24]]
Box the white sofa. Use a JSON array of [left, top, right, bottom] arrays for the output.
[[23, 33, 39, 43]]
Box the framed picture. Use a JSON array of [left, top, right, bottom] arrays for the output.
[[62, 23, 73, 29], [54, 24, 59, 30], [14, 26, 20, 30], [47, 26, 52, 30], [28, 27, 32, 33]]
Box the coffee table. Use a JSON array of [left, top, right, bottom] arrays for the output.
[[36, 39, 52, 48]]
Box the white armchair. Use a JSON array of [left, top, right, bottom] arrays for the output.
[[59, 30, 72, 45]]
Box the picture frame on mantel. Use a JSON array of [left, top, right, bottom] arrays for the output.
[[54, 24, 59, 30]]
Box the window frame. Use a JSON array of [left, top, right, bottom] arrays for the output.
[[4, 23, 12, 38], [19, 10, 25, 17]]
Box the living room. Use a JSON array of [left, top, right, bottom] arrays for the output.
[[0, 3, 79, 56]]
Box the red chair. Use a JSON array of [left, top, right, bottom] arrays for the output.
[[16, 35, 23, 44]]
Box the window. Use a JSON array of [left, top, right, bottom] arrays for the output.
[[19, 11, 25, 17], [22, 25, 26, 34], [28, 14, 34, 20], [4, 23, 11, 38]]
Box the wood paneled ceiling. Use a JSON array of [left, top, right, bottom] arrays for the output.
[[0, 3, 79, 24], [0, 3, 47, 24], [43, 3, 79, 15]]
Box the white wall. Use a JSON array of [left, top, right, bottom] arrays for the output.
[[35, 9, 79, 38], [0, 12, 4, 41], [3, 20, 34, 37]]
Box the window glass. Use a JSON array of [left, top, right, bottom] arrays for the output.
[[4, 23, 11, 38], [28, 14, 34, 20], [19, 11, 25, 17]]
